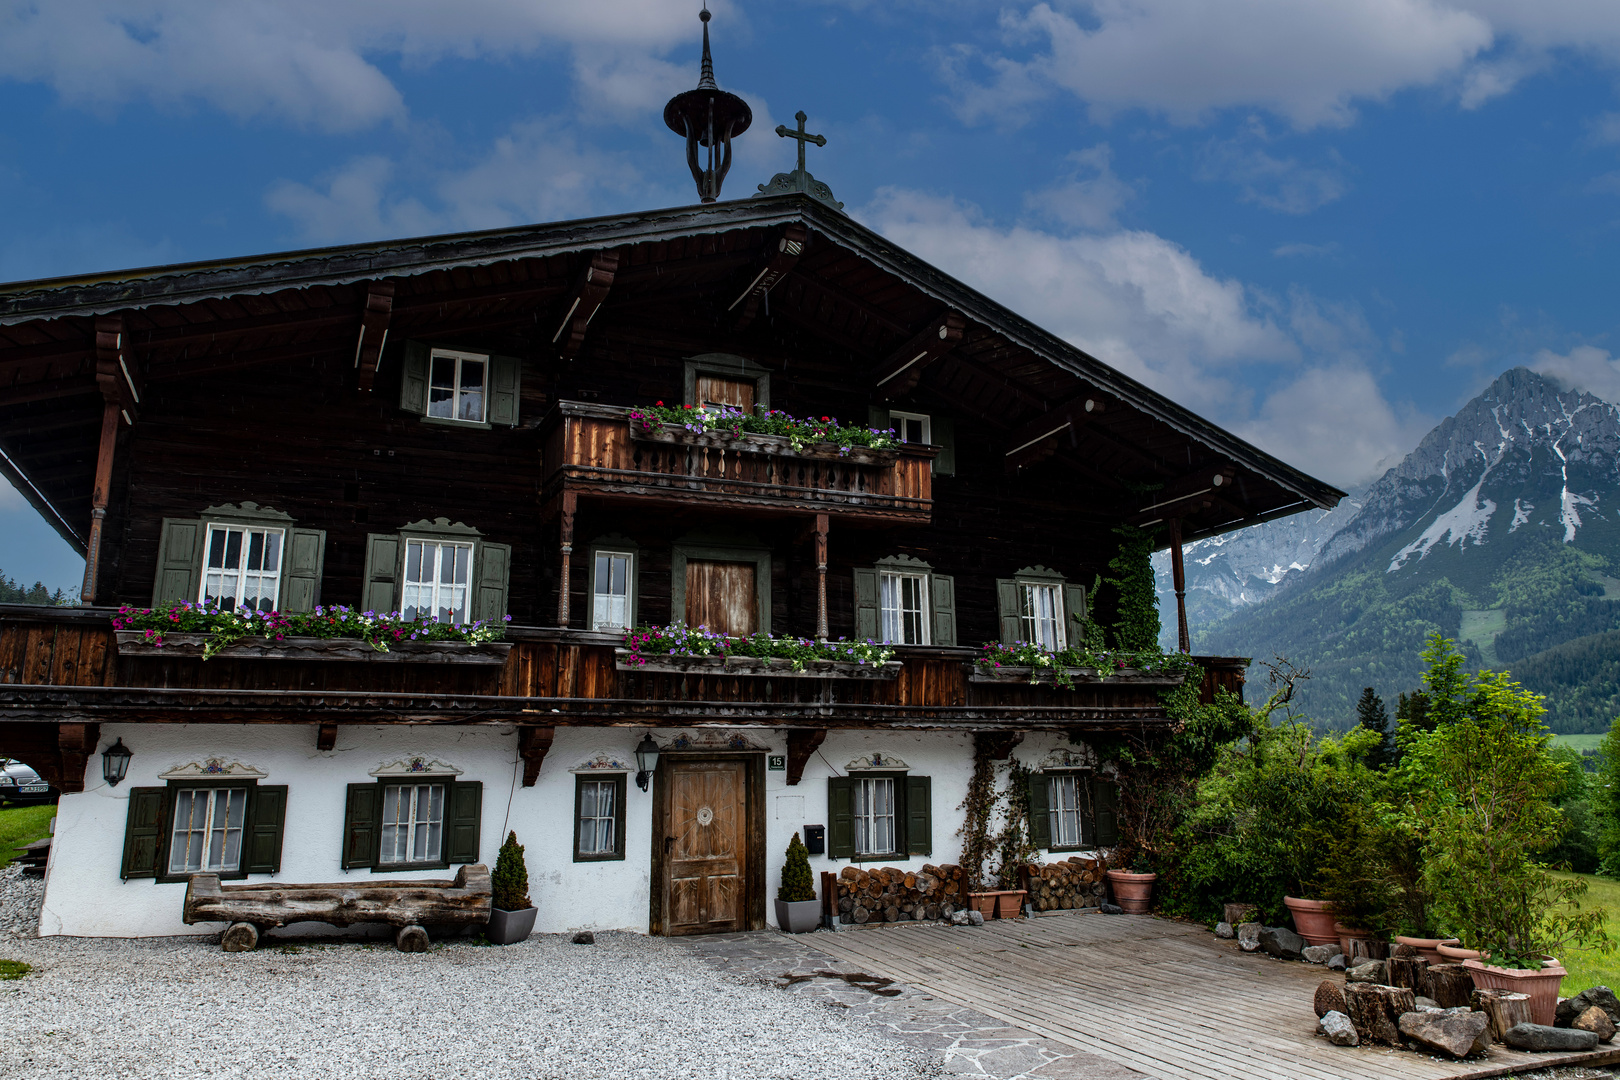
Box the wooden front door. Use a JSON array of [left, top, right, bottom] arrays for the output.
[[662, 759, 749, 936], [685, 559, 757, 636]]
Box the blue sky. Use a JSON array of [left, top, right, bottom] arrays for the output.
[[5, 0, 1620, 594]]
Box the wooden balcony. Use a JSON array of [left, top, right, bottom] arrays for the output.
[[541, 402, 935, 523]]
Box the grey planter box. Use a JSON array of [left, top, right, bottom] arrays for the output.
[[485, 906, 537, 945], [775, 898, 821, 934]]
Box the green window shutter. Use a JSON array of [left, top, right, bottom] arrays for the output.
[[399, 340, 429, 415], [243, 785, 288, 875], [488, 355, 522, 426], [853, 568, 879, 641], [152, 518, 204, 606], [280, 529, 326, 613], [929, 573, 956, 646], [361, 533, 400, 616], [472, 542, 512, 623], [341, 783, 379, 869], [1094, 778, 1120, 847], [867, 405, 892, 434], [905, 775, 932, 856], [931, 415, 955, 476], [120, 787, 169, 880], [1063, 583, 1087, 644], [613, 774, 628, 857], [445, 780, 483, 864], [827, 777, 854, 860], [1028, 773, 1051, 849], [995, 579, 1021, 644]]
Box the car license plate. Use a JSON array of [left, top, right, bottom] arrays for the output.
[[18, 784, 47, 794]]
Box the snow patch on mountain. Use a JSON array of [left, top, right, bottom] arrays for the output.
[[1388, 475, 1496, 570], [1510, 498, 1532, 531]]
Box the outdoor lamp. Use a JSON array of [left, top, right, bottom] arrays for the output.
[[634, 733, 661, 792], [102, 738, 132, 787]]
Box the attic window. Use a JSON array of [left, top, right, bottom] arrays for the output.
[[427, 350, 487, 424]]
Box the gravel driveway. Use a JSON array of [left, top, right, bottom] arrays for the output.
[[0, 868, 936, 1080]]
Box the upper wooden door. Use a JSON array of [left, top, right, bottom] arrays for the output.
[[694, 374, 756, 412], [684, 559, 757, 636], [662, 759, 748, 936]]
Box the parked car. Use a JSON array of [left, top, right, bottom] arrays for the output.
[[0, 760, 55, 804]]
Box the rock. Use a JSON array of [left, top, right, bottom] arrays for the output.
[[1214, 921, 1235, 940], [1346, 960, 1387, 984], [1302, 944, 1341, 965], [1317, 1010, 1359, 1046], [949, 910, 970, 926], [1398, 1009, 1491, 1059], [1224, 902, 1256, 925], [1572, 1005, 1616, 1043], [1260, 926, 1306, 961], [1314, 980, 1347, 1018], [1327, 954, 1347, 972], [1100, 903, 1124, 915], [1503, 1023, 1600, 1052], [1343, 983, 1416, 1046], [1237, 922, 1263, 952], [1557, 985, 1620, 1027], [966, 910, 985, 927], [571, 931, 595, 945], [1415, 996, 1440, 1010]]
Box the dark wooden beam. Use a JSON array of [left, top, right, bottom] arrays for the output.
[[353, 282, 395, 393], [316, 723, 338, 752], [518, 725, 555, 787], [552, 252, 619, 359], [81, 316, 131, 605], [783, 273, 911, 338], [0, 375, 99, 405], [146, 340, 342, 382], [729, 224, 807, 332], [56, 722, 99, 793], [873, 312, 965, 400], [1168, 518, 1190, 654], [132, 307, 353, 349], [786, 728, 827, 786]]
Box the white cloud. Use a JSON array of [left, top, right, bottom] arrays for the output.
[[1024, 144, 1139, 230], [1532, 345, 1620, 404], [1198, 131, 1350, 214], [1590, 111, 1620, 146]]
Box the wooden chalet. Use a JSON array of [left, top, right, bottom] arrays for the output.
[[0, 25, 1341, 939]]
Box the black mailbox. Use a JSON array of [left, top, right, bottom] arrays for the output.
[[804, 824, 826, 855]]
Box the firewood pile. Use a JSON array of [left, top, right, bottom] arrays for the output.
[[1021, 856, 1108, 911], [834, 864, 966, 924]]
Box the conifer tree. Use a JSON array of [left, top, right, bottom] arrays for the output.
[[1355, 687, 1395, 769], [491, 831, 531, 911], [777, 832, 815, 903]]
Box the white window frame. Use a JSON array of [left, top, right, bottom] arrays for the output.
[[401, 538, 476, 624], [853, 776, 899, 857], [168, 786, 249, 874], [577, 779, 617, 856], [591, 550, 635, 632], [888, 410, 931, 446], [1048, 774, 1084, 850], [378, 782, 446, 866], [1021, 582, 1066, 651], [199, 523, 285, 612], [426, 348, 489, 424], [879, 570, 932, 646]]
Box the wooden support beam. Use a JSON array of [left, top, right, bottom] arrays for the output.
[[82, 317, 133, 605], [552, 251, 619, 359], [316, 723, 338, 752], [729, 224, 806, 332], [353, 282, 395, 393], [872, 312, 965, 400], [1003, 400, 1103, 473], [1168, 518, 1190, 654], [518, 725, 555, 787], [557, 490, 577, 628], [814, 513, 829, 642], [56, 722, 99, 793], [786, 728, 826, 786]]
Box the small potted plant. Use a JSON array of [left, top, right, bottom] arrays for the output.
[[486, 831, 538, 945], [775, 832, 821, 933], [1105, 851, 1158, 914]]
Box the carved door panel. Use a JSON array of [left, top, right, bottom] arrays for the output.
[[694, 375, 756, 412], [684, 560, 757, 636], [663, 760, 747, 936]]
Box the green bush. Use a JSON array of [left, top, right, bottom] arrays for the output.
[[491, 831, 531, 912], [778, 832, 815, 903]]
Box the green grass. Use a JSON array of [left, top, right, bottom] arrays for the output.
[[1551, 872, 1620, 995], [0, 803, 54, 868], [0, 960, 29, 980], [1551, 733, 1606, 752], [1460, 608, 1508, 666]]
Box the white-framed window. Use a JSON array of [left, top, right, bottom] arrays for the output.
[[402, 539, 474, 623], [168, 787, 248, 874], [427, 349, 488, 424], [889, 410, 931, 446], [1048, 774, 1083, 849], [880, 571, 931, 645], [578, 779, 617, 855], [853, 777, 898, 856], [379, 783, 445, 866], [592, 550, 634, 631], [200, 524, 284, 612], [1021, 582, 1066, 651]]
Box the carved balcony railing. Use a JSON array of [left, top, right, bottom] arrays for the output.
[[541, 402, 935, 522]]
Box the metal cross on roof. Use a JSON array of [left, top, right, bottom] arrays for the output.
[[775, 111, 826, 174]]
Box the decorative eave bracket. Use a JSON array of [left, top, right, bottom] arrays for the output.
[[785, 728, 826, 786], [873, 312, 964, 401], [553, 252, 620, 360], [519, 725, 555, 787], [729, 224, 807, 332], [353, 281, 396, 393]]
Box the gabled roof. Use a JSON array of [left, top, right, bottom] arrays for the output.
[[0, 193, 1342, 554]]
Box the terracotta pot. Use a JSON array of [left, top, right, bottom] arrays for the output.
[[1106, 870, 1156, 914], [967, 892, 999, 917], [1463, 957, 1565, 1026], [1436, 941, 1482, 962], [1283, 896, 1339, 947], [1394, 935, 1447, 964], [996, 890, 1028, 919]]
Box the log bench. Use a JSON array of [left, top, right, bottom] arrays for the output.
[[183, 863, 492, 952]]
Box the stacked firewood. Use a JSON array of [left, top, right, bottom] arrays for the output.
[[835, 864, 966, 924], [1021, 856, 1108, 911]]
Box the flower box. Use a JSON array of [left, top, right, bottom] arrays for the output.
[[968, 665, 1185, 686], [629, 421, 900, 465], [615, 649, 900, 679], [115, 631, 512, 666], [966, 889, 1027, 919]]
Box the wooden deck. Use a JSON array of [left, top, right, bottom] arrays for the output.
[[814, 912, 1620, 1080]]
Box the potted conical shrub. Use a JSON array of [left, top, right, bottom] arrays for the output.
[[774, 832, 821, 933], [486, 831, 538, 944]]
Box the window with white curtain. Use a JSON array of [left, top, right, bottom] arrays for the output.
[[577, 780, 617, 855], [853, 777, 898, 856], [378, 783, 445, 866], [427, 349, 488, 423], [1021, 582, 1065, 651], [889, 410, 931, 446], [402, 539, 474, 623], [200, 524, 284, 612], [592, 551, 634, 631], [879, 571, 930, 645], [1048, 774, 1083, 848], [168, 787, 248, 874]]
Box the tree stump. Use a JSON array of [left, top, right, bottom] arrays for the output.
[[1472, 989, 1533, 1043], [395, 924, 430, 952], [221, 921, 259, 952], [1343, 982, 1416, 1046], [1387, 955, 1428, 993], [1423, 963, 1476, 1009], [1347, 937, 1389, 962]]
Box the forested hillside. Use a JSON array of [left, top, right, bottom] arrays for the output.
[[0, 570, 72, 606]]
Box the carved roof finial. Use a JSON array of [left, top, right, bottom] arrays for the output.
[[663, 7, 752, 203]]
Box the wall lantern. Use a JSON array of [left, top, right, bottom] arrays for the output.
[[102, 738, 132, 787], [634, 734, 661, 792]]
